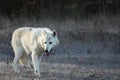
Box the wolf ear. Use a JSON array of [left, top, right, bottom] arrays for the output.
[[52, 30, 57, 37]]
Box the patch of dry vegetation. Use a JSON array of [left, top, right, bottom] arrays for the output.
[[0, 15, 120, 80]]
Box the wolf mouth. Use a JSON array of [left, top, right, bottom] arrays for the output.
[[45, 49, 52, 56]]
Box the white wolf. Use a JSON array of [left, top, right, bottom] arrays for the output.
[[11, 27, 59, 76]]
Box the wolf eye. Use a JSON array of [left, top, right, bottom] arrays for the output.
[[44, 42, 47, 44], [49, 42, 52, 44]]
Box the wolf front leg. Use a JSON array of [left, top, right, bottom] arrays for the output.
[[39, 54, 44, 72], [31, 51, 40, 77]]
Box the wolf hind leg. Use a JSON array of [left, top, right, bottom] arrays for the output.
[[19, 52, 27, 67], [26, 56, 34, 68], [12, 46, 24, 73]]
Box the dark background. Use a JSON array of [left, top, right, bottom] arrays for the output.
[[0, 0, 120, 18]]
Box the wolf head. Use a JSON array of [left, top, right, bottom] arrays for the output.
[[39, 30, 59, 56]]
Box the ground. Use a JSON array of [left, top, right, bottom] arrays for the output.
[[0, 15, 120, 80], [0, 53, 120, 80]]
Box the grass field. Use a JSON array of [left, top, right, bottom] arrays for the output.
[[0, 15, 120, 80]]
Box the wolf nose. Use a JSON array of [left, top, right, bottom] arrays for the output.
[[45, 50, 48, 53]]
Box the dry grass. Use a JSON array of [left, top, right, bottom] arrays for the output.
[[0, 15, 120, 80]]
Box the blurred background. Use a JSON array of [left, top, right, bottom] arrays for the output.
[[0, 0, 120, 80]]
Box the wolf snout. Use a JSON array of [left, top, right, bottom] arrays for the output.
[[44, 50, 48, 53]]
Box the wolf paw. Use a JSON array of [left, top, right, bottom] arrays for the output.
[[12, 63, 20, 73], [35, 69, 41, 77]]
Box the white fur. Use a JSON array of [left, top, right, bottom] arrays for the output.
[[11, 27, 59, 76]]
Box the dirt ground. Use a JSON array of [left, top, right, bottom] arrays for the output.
[[0, 47, 120, 80], [0, 15, 120, 80], [0, 53, 120, 80]]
